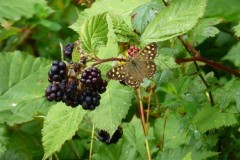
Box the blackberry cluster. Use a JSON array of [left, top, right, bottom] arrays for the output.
[[63, 43, 74, 59], [80, 89, 101, 110], [45, 61, 107, 110], [98, 127, 123, 144], [61, 79, 82, 107], [45, 83, 63, 102], [81, 67, 101, 87], [128, 45, 139, 57], [48, 60, 67, 83], [79, 67, 108, 110]]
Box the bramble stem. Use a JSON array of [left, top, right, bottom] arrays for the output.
[[89, 125, 95, 160], [136, 88, 152, 160], [92, 57, 126, 66]]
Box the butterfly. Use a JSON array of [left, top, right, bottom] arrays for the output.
[[107, 42, 158, 88]]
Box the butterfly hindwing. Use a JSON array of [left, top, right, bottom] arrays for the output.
[[145, 61, 157, 78]]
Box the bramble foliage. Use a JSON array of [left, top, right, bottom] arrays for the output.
[[0, 0, 240, 160]]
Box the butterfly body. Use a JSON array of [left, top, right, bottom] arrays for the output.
[[107, 42, 158, 88]]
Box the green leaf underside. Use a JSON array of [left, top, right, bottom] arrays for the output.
[[188, 17, 222, 45], [80, 13, 108, 53], [223, 42, 240, 67], [131, 1, 164, 34], [42, 103, 86, 160], [141, 0, 207, 45], [89, 81, 134, 136], [193, 106, 238, 133], [0, 51, 53, 125], [0, 0, 52, 21], [110, 14, 139, 43]]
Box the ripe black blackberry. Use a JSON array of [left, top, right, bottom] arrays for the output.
[[80, 67, 101, 87], [48, 60, 67, 83], [98, 127, 123, 144], [80, 88, 101, 110], [94, 79, 108, 94], [128, 45, 139, 57], [61, 79, 82, 107], [63, 43, 74, 59], [45, 83, 63, 102]]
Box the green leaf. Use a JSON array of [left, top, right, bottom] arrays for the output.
[[191, 150, 219, 160], [109, 14, 139, 43], [188, 18, 222, 45], [214, 80, 240, 110], [42, 103, 86, 159], [80, 13, 108, 53], [205, 0, 240, 21], [140, 0, 207, 45], [89, 81, 134, 136], [6, 98, 53, 126], [92, 141, 140, 160], [0, 0, 53, 21], [0, 125, 8, 156], [155, 48, 179, 70], [223, 42, 240, 67], [39, 19, 62, 31], [123, 117, 155, 159], [154, 114, 190, 149], [193, 106, 238, 133], [233, 22, 240, 37], [0, 51, 52, 125], [131, 1, 164, 34], [70, 0, 149, 32], [0, 27, 21, 41]]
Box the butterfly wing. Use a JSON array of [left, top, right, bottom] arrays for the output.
[[135, 42, 158, 61], [106, 64, 127, 81], [124, 60, 146, 88]]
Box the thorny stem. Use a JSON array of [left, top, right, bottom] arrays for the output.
[[178, 36, 240, 77], [136, 88, 152, 160], [92, 57, 126, 66]]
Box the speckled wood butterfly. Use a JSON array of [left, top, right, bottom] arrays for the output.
[[107, 42, 158, 88]]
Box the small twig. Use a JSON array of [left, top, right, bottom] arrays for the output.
[[69, 140, 80, 159], [92, 57, 126, 66], [136, 88, 152, 160], [146, 85, 155, 134], [136, 88, 147, 135], [162, 0, 169, 6], [89, 125, 95, 160], [145, 139, 152, 160], [160, 115, 168, 151]]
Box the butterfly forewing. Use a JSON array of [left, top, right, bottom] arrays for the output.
[[106, 64, 127, 81], [135, 42, 158, 61]]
